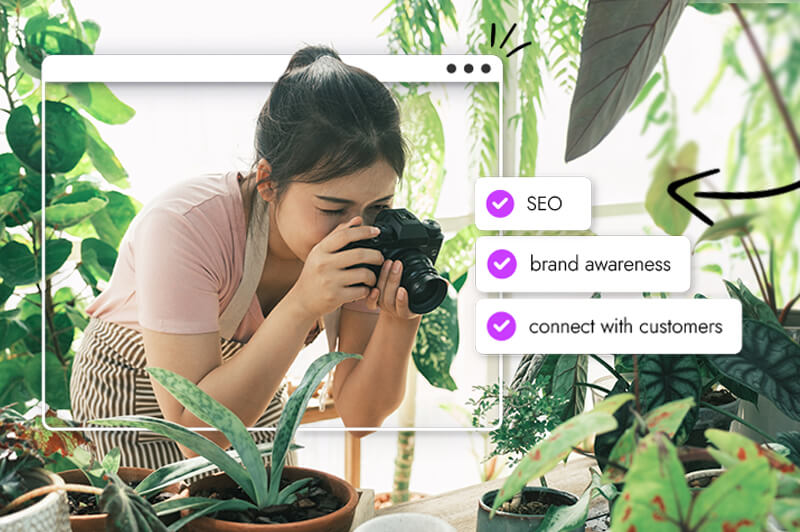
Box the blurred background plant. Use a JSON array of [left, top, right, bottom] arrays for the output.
[[0, 0, 140, 413]]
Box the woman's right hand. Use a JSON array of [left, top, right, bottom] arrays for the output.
[[288, 216, 384, 319]]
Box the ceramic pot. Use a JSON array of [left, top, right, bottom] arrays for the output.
[[476, 487, 583, 532], [354, 512, 455, 532], [0, 468, 70, 532], [59, 466, 183, 531], [180, 466, 358, 531]]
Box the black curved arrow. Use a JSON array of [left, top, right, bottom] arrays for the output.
[[668, 168, 800, 226]]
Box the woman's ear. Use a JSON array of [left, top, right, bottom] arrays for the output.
[[256, 158, 276, 202]]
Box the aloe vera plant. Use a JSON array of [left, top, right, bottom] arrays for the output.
[[91, 350, 360, 530]]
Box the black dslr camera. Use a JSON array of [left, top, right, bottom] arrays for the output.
[[340, 208, 447, 314]]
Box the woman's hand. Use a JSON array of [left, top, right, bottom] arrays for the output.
[[364, 257, 421, 321], [288, 216, 385, 319]]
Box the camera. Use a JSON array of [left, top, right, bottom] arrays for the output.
[[339, 208, 447, 314]]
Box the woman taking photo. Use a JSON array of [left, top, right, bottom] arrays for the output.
[[70, 45, 422, 469]]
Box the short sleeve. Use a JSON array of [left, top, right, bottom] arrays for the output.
[[342, 297, 381, 314], [133, 208, 222, 334]]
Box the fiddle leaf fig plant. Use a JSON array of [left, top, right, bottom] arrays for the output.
[[91, 350, 361, 529]]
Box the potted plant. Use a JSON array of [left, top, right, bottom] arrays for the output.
[[91, 351, 362, 531], [0, 406, 74, 531]]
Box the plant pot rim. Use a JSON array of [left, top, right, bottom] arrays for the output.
[[59, 466, 183, 522], [181, 465, 358, 530], [477, 486, 578, 519], [0, 468, 65, 522]]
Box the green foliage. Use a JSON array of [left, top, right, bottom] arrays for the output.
[[469, 379, 567, 466], [490, 393, 633, 515], [0, 2, 137, 413], [708, 318, 800, 422], [93, 351, 361, 526], [645, 141, 699, 235]]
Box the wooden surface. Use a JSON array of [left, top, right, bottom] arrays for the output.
[[375, 455, 608, 532]]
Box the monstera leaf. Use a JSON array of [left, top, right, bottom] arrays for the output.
[[708, 319, 800, 422], [566, 0, 689, 161]]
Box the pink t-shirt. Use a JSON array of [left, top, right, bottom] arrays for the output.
[[86, 170, 379, 344]]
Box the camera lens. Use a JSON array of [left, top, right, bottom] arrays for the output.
[[397, 251, 448, 314]]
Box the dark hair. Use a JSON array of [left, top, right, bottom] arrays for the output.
[[244, 44, 407, 226]]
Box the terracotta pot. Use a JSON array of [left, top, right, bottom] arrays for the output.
[[0, 468, 70, 532], [59, 466, 184, 531], [476, 487, 583, 532], [180, 466, 358, 531]]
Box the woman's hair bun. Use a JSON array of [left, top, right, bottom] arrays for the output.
[[286, 45, 341, 72]]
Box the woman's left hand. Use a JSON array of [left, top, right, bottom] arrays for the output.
[[364, 259, 421, 320]]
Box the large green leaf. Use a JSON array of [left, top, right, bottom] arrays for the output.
[[24, 311, 74, 357], [81, 237, 117, 282], [89, 415, 256, 504], [83, 117, 130, 188], [0, 357, 30, 407], [611, 432, 690, 531], [5, 101, 87, 174], [268, 351, 362, 504], [639, 355, 701, 442], [553, 354, 589, 419], [412, 281, 458, 390], [645, 141, 698, 235], [708, 319, 800, 421], [99, 476, 168, 532], [491, 393, 634, 515], [66, 82, 135, 125], [0, 241, 37, 285], [41, 196, 108, 227], [21, 13, 92, 74], [145, 367, 268, 507], [565, 0, 689, 161], [724, 279, 780, 327], [690, 457, 776, 530], [42, 238, 72, 278], [90, 190, 140, 248]]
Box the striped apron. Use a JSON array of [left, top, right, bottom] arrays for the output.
[[69, 176, 327, 471]]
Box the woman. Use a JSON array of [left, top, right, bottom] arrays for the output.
[[69, 45, 422, 469]]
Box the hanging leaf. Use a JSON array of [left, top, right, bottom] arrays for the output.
[[81, 237, 117, 282], [83, 117, 130, 188], [696, 213, 759, 245], [0, 191, 23, 221], [42, 237, 73, 278], [412, 281, 458, 391], [40, 197, 108, 228], [0, 241, 38, 285], [708, 319, 800, 421], [645, 141, 699, 235], [552, 354, 589, 418], [565, 0, 689, 161], [90, 191, 140, 248], [66, 82, 135, 125]]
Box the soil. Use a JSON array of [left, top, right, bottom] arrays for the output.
[[193, 475, 342, 525], [66, 479, 177, 515], [702, 388, 736, 406], [496, 490, 572, 516]]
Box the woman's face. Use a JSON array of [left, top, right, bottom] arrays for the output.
[[266, 158, 399, 262]]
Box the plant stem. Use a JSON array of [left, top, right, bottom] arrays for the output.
[[779, 293, 800, 324], [731, 4, 800, 163], [575, 382, 613, 395], [699, 400, 773, 443], [1, 483, 103, 515]]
